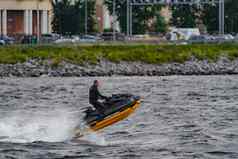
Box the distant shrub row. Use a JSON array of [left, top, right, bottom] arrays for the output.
[[0, 43, 238, 65]]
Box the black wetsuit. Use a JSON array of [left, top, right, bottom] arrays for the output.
[[89, 84, 107, 114]]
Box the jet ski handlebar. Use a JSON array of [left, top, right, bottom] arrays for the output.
[[104, 94, 140, 105]]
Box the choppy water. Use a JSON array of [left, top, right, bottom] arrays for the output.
[[0, 76, 238, 159]]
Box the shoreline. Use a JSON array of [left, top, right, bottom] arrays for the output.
[[1, 56, 238, 77]]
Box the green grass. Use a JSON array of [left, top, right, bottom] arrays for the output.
[[0, 43, 238, 65]]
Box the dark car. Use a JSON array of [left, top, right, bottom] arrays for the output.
[[100, 32, 125, 41], [21, 35, 37, 44], [79, 35, 102, 43], [0, 40, 5, 45], [40, 33, 61, 44], [0, 35, 15, 44], [188, 35, 214, 44]]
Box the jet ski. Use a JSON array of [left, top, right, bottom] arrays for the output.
[[80, 94, 140, 134]]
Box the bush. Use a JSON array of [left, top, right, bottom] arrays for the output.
[[0, 43, 238, 64]]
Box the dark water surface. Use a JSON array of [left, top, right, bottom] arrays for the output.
[[0, 76, 238, 159]]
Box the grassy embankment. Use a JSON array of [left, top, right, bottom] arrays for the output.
[[0, 43, 238, 66]]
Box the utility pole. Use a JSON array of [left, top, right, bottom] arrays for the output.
[[219, 0, 224, 35], [127, 0, 129, 38], [37, 0, 40, 43], [0, 11, 2, 36], [129, 4, 132, 37], [85, 0, 88, 35], [113, 0, 116, 41]]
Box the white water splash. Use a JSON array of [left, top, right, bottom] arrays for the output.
[[73, 121, 108, 146], [81, 132, 107, 146], [0, 109, 79, 143]]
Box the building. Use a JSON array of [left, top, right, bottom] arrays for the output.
[[0, 0, 52, 36], [96, 0, 111, 32]]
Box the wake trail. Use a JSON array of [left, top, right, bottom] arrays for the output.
[[0, 109, 79, 143], [0, 109, 110, 146]]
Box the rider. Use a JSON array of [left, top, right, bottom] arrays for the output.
[[89, 80, 108, 114]]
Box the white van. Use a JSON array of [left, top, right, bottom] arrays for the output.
[[167, 28, 200, 41]]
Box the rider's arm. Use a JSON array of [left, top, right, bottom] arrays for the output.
[[96, 87, 107, 99]]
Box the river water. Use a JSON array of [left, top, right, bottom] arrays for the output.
[[0, 76, 238, 159]]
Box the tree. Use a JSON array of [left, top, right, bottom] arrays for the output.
[[104, 0, 128, 33], [104, 0, 166, 34], [155, 15, 167, 33], [201, 4, 218, 34], [201, 1, 238, 34], [76, 0, 97, 34], [172, 0, 238, 34], [221, 0, 238, 33], [52, 0, 97, 35], [52, 0, 70, 34], [170, 4, 199, 28]]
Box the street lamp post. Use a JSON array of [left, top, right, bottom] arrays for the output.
[[130, 4, 132, 37], [37, 0, 40, 43], [85, 0, 88, 35], [219, 0, 224, 35], [113, 0, 116, 41], [127, 0, 129, 38]]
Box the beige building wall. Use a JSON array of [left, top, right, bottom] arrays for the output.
[[0, 0, 52, 10], [0, 0, 52, 36], [96, 0, 104, 5]]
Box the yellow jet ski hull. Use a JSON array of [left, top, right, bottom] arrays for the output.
[[90, 100, 140, 131]]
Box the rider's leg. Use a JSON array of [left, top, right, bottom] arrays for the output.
[[93, 101, 105, 115]]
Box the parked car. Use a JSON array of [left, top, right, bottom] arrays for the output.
[[234, 34, 238, 41], [54, 37, 76, 44], [21, 35, 37, 44], [0, 35, 15, 44], [214, 34, 234, 43], [100, 32, 125, 41], [40, 33, 61, 43], [224, 34, 234, 40], [188, 35, 214, 44], [0, 40, 5, 45], [168, 28, 200, 41], [79, 35, 101, 43], [71, 35, 80, 42]]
